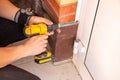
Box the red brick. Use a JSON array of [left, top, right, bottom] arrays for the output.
[[47, 12, 76, 24], [59, 14, 76, 23], [44, 0, 77, 24], [49, 0, 77, 16], [59, 3, 77, 16]]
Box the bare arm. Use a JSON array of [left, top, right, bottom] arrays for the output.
[[0, 0, 19, 21], [0, 45, 25, 67]]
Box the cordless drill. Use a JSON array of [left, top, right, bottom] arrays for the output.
[[24, 23, 58, 64]]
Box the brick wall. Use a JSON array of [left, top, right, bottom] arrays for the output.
[[44, 0, 78, 24]]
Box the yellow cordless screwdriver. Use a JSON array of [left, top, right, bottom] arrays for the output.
[[24, 23, 58, 64], [24, 23, 58, 36]]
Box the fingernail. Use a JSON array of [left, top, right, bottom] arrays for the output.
[[50, 22, 53, 25]]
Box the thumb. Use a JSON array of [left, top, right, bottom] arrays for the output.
[[29, 16, 53, 25]]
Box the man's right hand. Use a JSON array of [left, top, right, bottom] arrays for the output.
[[23, 35, 48, 57]]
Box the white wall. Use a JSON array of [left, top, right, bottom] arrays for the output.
[[85, 0, 120, 80], [73, 0, 120, 80], [73, 0, 99, 80]]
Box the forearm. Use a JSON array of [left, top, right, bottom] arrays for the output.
[[0, 45, 25, 68], [0, 0, 19, 21]]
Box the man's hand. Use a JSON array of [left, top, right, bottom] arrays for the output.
[[23, 35, 48, 57]]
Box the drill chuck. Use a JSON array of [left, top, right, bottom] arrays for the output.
[[48, 24, 58, 32]]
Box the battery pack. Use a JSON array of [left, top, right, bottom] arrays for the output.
[[34, 51, 54, 64]]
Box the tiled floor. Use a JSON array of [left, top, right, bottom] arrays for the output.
[[12, 56, 81, 80]]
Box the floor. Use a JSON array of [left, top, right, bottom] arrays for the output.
[[12, 56, 81, 80], [10, 39, 82, 80]]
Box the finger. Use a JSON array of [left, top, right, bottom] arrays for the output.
[[41, 35, 48, 39], [57, 29, 61, 33], [41, 48, 46, 53], [39, 17, 53, 25], [48, 31, 54, 35], [37, 48, 46, 55], [31, 16, 53, 25], [43, 43, 47, 48], [39, 42, 47, 47], [42, 40, 48, 44], [37, 35, 48, 40], [31, 35, 48, 42]]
